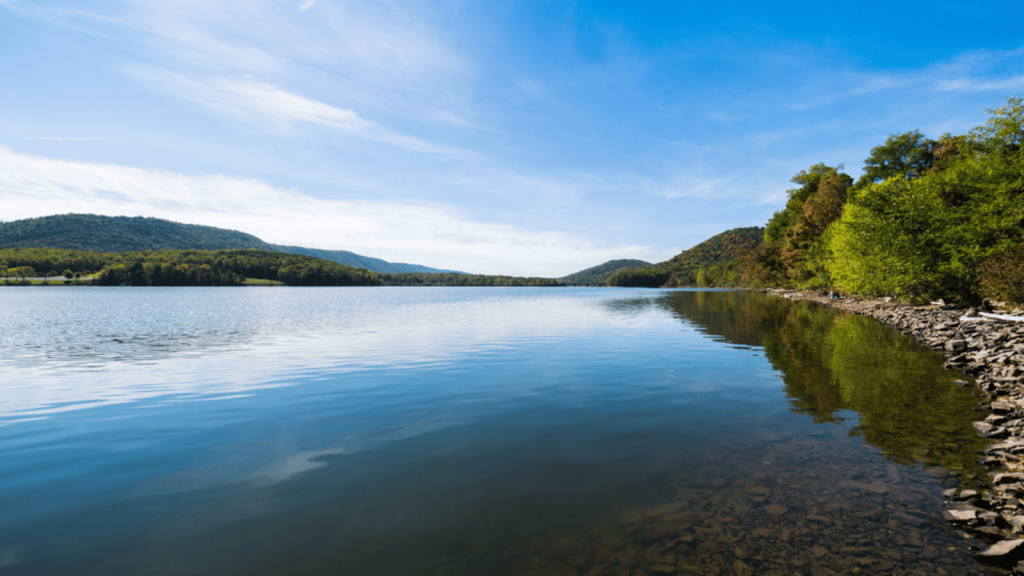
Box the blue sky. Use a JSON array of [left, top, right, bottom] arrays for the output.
[[2, 1, 1023, 276]]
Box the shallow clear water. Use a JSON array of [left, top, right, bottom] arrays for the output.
[[0, 287, 992, 575]]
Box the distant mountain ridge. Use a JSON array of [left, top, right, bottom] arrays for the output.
[[0, 214, 453, 274], [560, 259, 651, 284]]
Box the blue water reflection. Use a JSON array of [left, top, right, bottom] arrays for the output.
[[0, 287, 990, 575]]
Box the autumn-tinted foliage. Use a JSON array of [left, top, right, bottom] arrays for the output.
[[977, 242, 1024, 305]]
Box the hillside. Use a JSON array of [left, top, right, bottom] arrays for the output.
[[271, 245, 446, 274], [0, 214, 451, 274], [607, 227, 764, 287], [560, 259, 651, 284], [661, 226, 764, 284]]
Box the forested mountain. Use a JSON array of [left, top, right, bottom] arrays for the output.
[[0, 214, 451, 274], [270, 244, 447, 274], [606, 227, 764, 287], [661, 226, 764, 285], [560, 259, 651, 284]]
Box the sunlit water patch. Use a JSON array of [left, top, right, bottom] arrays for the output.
[[0, 287, 992, 574]]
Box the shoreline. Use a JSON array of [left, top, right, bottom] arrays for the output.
[[767, 289, 1024, 564]]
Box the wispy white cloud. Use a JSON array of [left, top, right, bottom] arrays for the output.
[[937, 75, 1024, 92], [0, 0, 122, 40], [131, 69, 477, 155], [786, 46, 1024, 110], [0, 147, 646, 276], [119, 0, 476, 123]]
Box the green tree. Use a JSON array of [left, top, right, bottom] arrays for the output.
[[854, 130, 938, 189], [969, 97, 1024, 153], [828, 177, 947, 299], [11, 266, 36, 280]]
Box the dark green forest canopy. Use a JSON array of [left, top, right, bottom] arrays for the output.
[[0, 214, 452, 274], [0, 247, 381, 286], [560, 259, 652, 284], [0, 247, 563, 287], [379, 272, 561, 286]]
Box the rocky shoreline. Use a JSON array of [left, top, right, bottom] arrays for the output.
[[767, 289, 1024, 569]]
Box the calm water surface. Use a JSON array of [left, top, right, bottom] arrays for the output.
[[0, 287, 992, 575]]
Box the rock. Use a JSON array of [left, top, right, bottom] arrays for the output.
[[1009, 515, 1024, 531], [942, 509, 977, 523], [840, 480, 889, 494], [986, 440, 1024, 454], [991, 400, 1015, 413], [975, 421, 997, 435], [994, 472, 1024, 484], [946, 339, 967, 352], [975, 539, 1024, 565], [732, 559, 753, 576], [647, 564, 675, 575], [763, 504, 787, 516], [946, 489, 980, 501]]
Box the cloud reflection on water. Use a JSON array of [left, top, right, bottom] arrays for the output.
[[1, 287, 672, 421]]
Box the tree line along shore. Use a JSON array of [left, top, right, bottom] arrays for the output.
[[0, 247, 560, 287], [608, 97, 1024, 309]]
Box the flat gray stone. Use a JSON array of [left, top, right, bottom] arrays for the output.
[[942, 509, 977, 522], [994, 473, 1024, 484], [976, 539, 1024, 562]]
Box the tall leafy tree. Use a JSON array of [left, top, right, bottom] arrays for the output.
[[854, 130, 938, 189]]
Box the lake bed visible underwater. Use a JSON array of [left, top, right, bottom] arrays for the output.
[[0, 287, 993, 575]]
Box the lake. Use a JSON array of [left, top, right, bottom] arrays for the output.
[[0, 287, 992, 575]]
